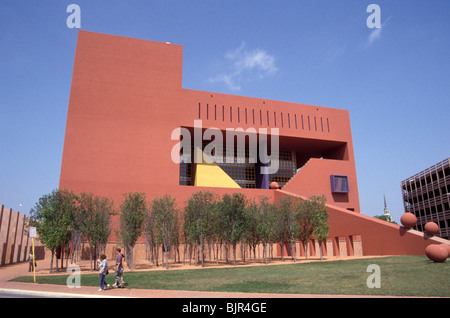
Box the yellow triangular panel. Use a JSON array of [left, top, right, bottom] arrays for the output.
[[193, 147, 241, 188]]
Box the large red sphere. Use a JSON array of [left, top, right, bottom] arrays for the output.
[[425, 244, 448, 263], [424, 222, 439, 236], [270, 181, 279, 189], [444, 244, 450, 257], [400, 212, 417, 229]]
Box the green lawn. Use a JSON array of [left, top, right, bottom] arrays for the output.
[[11, 256, 449, 297]]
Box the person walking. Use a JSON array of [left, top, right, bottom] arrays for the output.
[[98, 254, 108, 291], [113, 248, 124, 288], [28, 251, 35, 272]]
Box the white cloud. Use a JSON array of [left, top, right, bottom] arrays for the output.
[[367, 28, 382, 46], [209, 42, 277, 91], [365, 16, 392, 48]]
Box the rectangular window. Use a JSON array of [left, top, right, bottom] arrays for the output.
[[330, 175, 349, 193]]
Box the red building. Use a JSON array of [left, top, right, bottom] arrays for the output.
[[60, 31, 448, 258]]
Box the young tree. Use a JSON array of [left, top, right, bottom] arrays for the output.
[[76, 193, 114, 271], [93, 196, 114, 259], [144, 206, 158, 265], [243, 200, 261, 263], [77, 192, 97, 271], [184, 191, 217, 267], [151, 195, 178, 269], [310, 195, 329, 261], [296, 197, 315, 260], [275, 197, 296, 261], [257, 196, 276, 264], [295, 195, 329, 260], [119, 192, 147, 270], [29, 189, 76, 273], [217, 193, 248, 265]]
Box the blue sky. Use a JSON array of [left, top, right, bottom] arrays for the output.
[[0, 1, 449, 223]]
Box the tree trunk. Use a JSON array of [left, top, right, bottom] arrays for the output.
[[50, 249, 55, 274], [305, 241, 309, 260], [280, 241, 284, 261], [200, 234, 204, 267], [165, 250, 169, 269], [292, 241, 296, 262], [126, 246, 133, 271], [216, 243, 220, 264], [225, 244, 229, 264], [89, 247, 93, 272], [263, 243, 267, 264]]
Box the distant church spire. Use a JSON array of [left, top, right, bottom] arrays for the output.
[[383, 194, 392, 222]]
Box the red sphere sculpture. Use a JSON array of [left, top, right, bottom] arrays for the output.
[[425, 244, 448, 263], [269, 181, 279, 189], [443, 244, 450, 257], [400, 212, 417, 229], [424, 222, 439, 236]]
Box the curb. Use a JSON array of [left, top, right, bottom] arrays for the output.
[[0, 287, 128, 298]]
